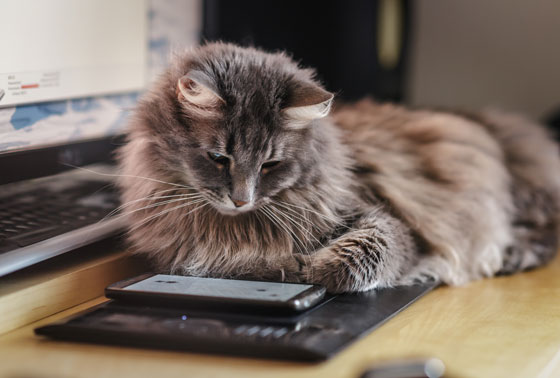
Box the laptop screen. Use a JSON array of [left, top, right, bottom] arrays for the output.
[[0, 0, 148, 153], [0, 0, 200, 155]]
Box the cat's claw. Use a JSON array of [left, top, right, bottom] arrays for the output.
[[291, 251, 349, 292], [274, 254, 309, 283], [298, 243, 378, 293], [293, 253, 310, 272]]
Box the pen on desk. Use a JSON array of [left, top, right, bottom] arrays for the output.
[[360, 358, 446, 378]]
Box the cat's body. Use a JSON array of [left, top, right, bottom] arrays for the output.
[[118, 43, 560, 292]]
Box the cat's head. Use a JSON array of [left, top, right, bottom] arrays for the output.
[[141, 43, 334, 215]]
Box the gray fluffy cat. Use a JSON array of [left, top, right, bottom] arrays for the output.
[[118, 43, 560, 292]]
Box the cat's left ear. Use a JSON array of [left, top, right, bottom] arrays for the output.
[[283, 82, 334, 129], [177, 70, 225, 118]]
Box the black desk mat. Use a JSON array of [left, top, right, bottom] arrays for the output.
[[35, 281, 438, 361]]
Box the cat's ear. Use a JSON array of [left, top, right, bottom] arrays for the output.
[[283, 82, 334, 129], [177, 70, 225, 117]]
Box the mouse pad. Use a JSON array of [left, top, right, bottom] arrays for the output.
[[35, 281, 438, 361]]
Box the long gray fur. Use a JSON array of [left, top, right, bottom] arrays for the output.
[[117, 43, 560, 292]]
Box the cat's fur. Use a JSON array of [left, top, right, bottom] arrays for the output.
[[118, 43, 560, 292]]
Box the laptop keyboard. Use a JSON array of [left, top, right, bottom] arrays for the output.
[[0, 180, 121, 254]]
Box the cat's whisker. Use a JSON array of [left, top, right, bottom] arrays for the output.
[[108, 195, 205, 224], [103, 190, 199, 221], [273, 202, 322, 236], [263, 205, 308, 259], [178, 201, 210, 223], [270, 203, 313, 236], [199, 203, 212, 220], [277, 200, 348, 227], [260, 206, 310, 279], [125, 195, 204, 215], [271, 203, 326, 250], [128, 199, 209, 233], [277, 200, 357, 231], [268, 205, 319, 281], [260, 207, 298, 255], [263, 206, 305, 251], [101, 192, 183, 223], [256, 208, 302, 282], [62, 163, 194, 189], [122, 191, 203, 209]]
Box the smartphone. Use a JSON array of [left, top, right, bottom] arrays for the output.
[[106, 273, 326, 312]]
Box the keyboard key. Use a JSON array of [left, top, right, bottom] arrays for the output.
[[233, 325, 248, 335], [11, 225, 62, 247], [272, 328, 288, 338], [0, 180, 121, 253], [246, 326, 261, 336], [259, 327, 275, 337]]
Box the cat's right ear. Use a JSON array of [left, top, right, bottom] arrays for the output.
[[177, 71, 225, 118], [283, 82, 334, 129]]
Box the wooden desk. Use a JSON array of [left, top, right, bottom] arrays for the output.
[[1, 255, 559, 378]]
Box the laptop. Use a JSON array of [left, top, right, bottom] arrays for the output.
[[0, 0, 200, 277]]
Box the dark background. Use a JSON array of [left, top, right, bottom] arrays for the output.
[[201, 0, 560, 132], [202, 0, 411, 103]]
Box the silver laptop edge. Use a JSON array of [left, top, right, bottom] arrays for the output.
[[0, 217, 126, 277]]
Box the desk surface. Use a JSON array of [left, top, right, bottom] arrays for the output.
[[1, 255, 559, 378]]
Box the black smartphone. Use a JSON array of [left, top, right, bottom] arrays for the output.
[[105, 273, 326, 312]]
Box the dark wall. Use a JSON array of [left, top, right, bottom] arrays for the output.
[[202, 0, 411, 102]]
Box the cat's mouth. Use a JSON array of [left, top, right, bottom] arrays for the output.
[[216, 204, 255, 216], [209, 198, 259, 216], [200, 189, 268, 216]]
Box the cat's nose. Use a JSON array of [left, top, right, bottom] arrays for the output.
[[233, 200, 248, 208], [230, 196, 248, 208], [230, 173, 255, 208]]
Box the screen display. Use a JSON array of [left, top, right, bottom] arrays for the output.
[[0, 0, 147, 109], [0, 0, 147, 153], [126, 275, 313, 302], [0, 0, 200, 153]]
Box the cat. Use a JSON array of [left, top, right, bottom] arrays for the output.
[[117, 42, 560, 293]]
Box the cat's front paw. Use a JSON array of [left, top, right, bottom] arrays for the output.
[[303, 240, 383, 293], [275, 254, 310, 283], [293, 253, 341, 291]]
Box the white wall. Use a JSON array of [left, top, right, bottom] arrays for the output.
[[408, 0, 560, 119]]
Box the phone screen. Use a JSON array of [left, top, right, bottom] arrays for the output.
[[125, 275, 313, 302]]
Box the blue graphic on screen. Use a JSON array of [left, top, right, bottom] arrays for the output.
[[10, 101, 68, 129], [0, 0, 197, 152]]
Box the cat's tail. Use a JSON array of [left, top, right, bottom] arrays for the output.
[[474, 110, 560, 273]]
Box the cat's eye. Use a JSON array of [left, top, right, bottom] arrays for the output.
[[261, 160, 280, 172], [207, 151, 229, 165]]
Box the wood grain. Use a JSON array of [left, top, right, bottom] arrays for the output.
[[0, 254, 559, 378], [0, 241, 147, 335]]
